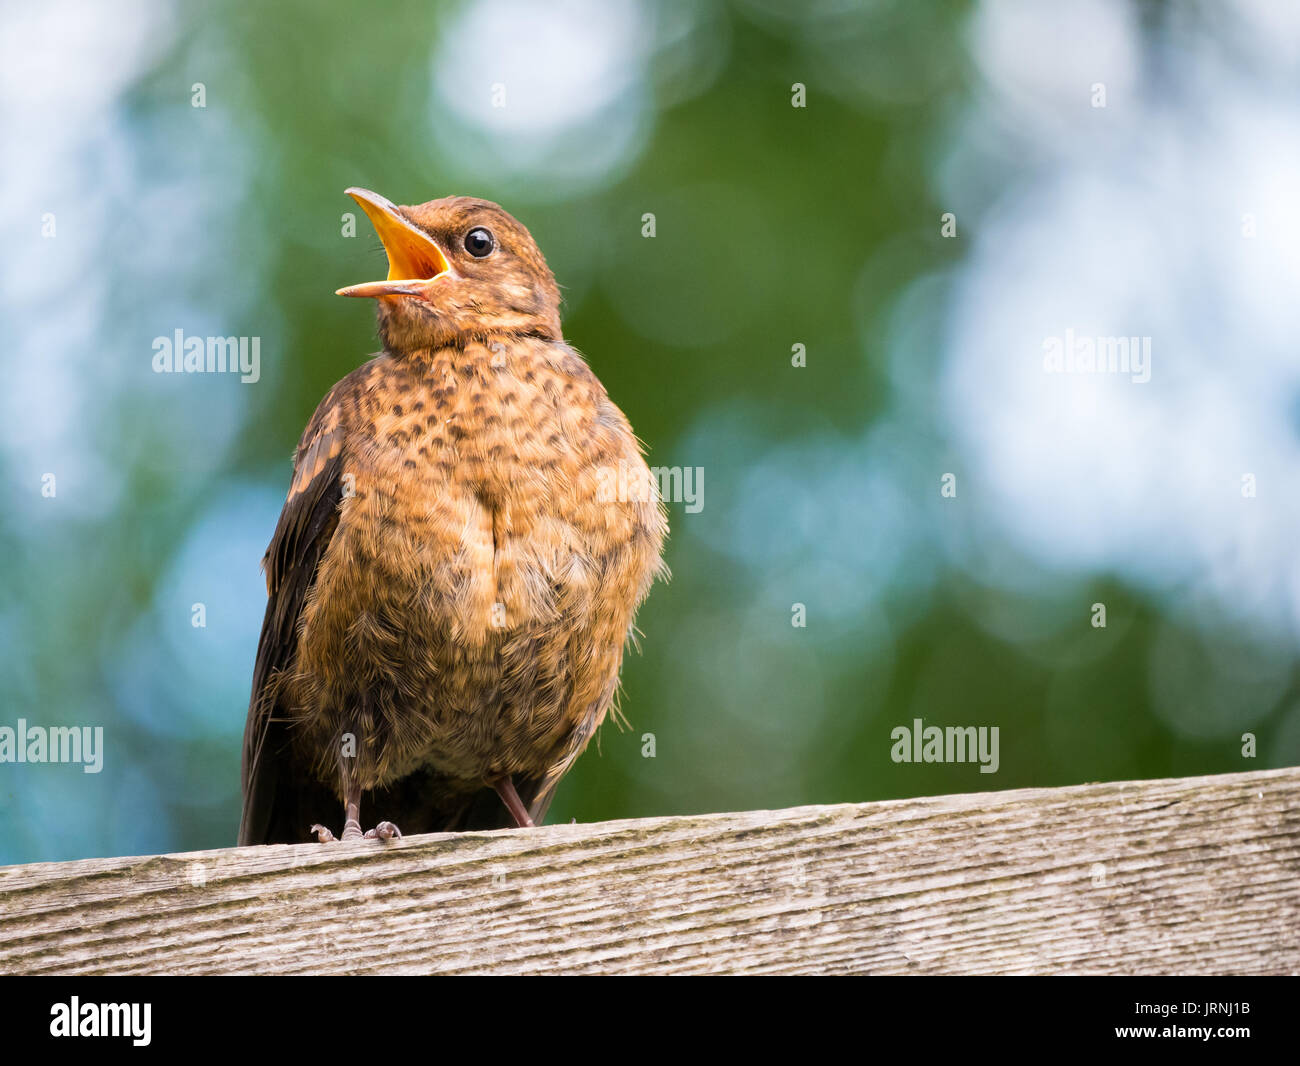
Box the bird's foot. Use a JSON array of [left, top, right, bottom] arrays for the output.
[[310, 820, 401, 843], [310, 817, 362, 842]]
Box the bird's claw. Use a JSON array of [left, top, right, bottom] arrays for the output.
[[310, 820, 402, 843]]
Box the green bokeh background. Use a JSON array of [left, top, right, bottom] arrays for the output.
[[3, 0, 1297, 864]]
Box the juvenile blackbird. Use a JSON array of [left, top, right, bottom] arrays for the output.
[[238, 188, 667, 845]]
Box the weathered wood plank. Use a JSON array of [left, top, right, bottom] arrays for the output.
[[1, 767, 1297, 974]]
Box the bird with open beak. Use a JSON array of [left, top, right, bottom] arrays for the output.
[[239, 189, 667, 844]]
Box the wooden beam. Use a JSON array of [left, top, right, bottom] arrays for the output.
[[2, 767, 1297, 974]]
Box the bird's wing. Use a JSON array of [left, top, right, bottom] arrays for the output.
[[238, 395, 350, 846]]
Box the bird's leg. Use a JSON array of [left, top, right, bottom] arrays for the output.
[[311, 783, 402, 843], [310, 724, 403, 842], [341, 782, 364, 841], [310, 778, 364, 842], [489, 774, 536, 828]]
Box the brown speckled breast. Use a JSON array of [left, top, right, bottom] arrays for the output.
[[286, 337, 666, 800]]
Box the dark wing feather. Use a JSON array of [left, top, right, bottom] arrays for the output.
[[238, 411, 348, 846]]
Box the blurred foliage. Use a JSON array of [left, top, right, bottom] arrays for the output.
[[2, 0, 1297, 864]]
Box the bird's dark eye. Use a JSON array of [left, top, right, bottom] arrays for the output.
[[464, 227, 495, 258]]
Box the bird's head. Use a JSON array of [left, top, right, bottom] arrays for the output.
[[337, 188, 562, 354]]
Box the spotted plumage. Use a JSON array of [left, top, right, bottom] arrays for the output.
[[239, 191, 666, 845]]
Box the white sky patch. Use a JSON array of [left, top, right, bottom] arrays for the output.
[[969, 0, 1140, 130], [429, 0, 654, 189], [941, 0, 1300, 643], [0, 2, 269, 519], [0, 0, 173, 516]]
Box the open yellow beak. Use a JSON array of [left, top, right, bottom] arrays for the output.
[[335, 187, 452, 299]]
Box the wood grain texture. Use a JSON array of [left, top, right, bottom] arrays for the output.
[[2, 767, 1297, 975]]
